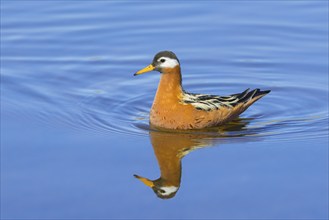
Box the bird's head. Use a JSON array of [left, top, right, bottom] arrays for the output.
[[134, 51, 180, 76], [134, 174, 179, 199]]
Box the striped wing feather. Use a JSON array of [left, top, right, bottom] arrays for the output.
[[182, 88, 270, 111]]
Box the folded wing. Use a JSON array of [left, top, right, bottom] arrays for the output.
[[182, 88, 271, 111]]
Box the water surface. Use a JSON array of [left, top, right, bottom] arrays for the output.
[[1, 1, 328, 219]]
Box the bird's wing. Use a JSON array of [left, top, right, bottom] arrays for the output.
[[182, 88, 270, 111]]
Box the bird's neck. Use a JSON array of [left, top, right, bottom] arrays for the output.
[[155, 66, 183, 101], [150, 133, 182, 187]]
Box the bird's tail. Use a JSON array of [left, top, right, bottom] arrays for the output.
[[236, 88, 271, 106]]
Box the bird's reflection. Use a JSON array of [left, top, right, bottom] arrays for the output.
[[134, 118, 251, 199]]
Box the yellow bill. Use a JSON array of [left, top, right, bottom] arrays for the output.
[[134, 64, 155, 76], [134, 174, 154, 188]]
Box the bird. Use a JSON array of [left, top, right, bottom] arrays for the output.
[[134, 51, 270, 130]]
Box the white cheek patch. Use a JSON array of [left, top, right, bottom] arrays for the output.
[[158, 57, 179, 68], [160, 186, 179, 196]]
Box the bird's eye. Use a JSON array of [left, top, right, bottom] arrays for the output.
[[160, 189, 166, 193], [160, 59, 166, 63]]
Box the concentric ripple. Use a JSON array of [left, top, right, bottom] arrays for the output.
[[2, 65, 327, 143]]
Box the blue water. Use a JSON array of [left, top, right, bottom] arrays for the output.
[[1, 0, 328, 219]]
